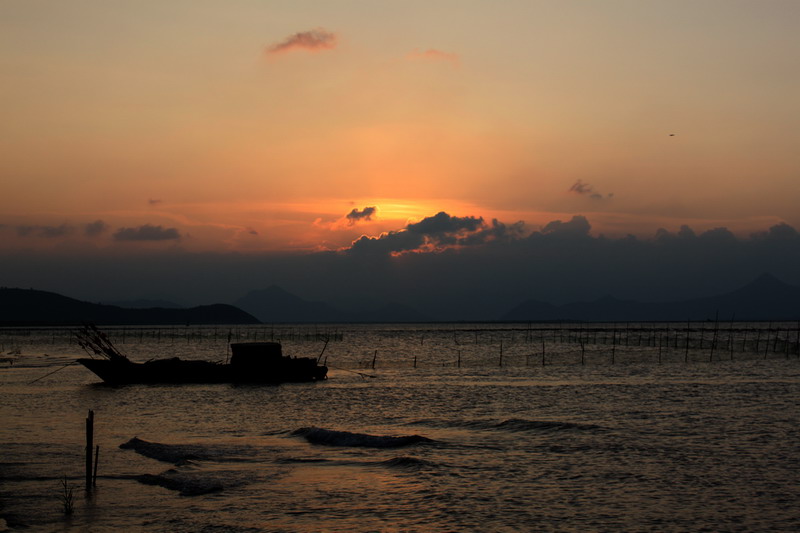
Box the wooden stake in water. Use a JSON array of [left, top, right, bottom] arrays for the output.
[[85, 410, 94, 492], [685, 319, 690, 363], [611, 323, 616, 365], [499, 340, 503, 367], [796, 321, 800, 358], [710, 311, 719, 362], [541, 334, 546, 366], [753, 327, 760, 354], [764, 323, 771, 360], [658, 332, 662, 364], [93, 445, 99, 487]]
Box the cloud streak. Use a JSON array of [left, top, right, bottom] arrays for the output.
[[407, 48, 459, 65], [266, 28, 337, 55], [113, 224, 181, 242], [16, 224, 73, 238], [85, 220, 108, 237]]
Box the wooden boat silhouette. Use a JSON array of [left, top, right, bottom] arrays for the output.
[[76, 325, 327, 385]]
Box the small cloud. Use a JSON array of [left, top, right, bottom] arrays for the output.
[[247, 227, 259, 236], [345, 206, 377, 225], [569, 180, 613, 201], [148, 199, 162, 206], [569, 180, 593, 195], [85, 220, 108, 237], [407, 48, 459, 65], [699, 227, 737, 243], [677, 225, 696, 239], [16, 224, 73, 238], [113, 224, 181, 242], [751, 222, 800, 241], [315, 206, 379, 230], [266, 28, 337, 55], [540, 215, 591, 237]]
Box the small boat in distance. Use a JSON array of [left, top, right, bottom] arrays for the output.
[[75, 325, 327, 385]]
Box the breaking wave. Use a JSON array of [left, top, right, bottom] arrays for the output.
[[377, 456, 436, 470], [409, 418, 603, 433], [119, 437, 256, 464], [135, 469, 224, 496], [493, 418, 602, 432], [292, 427, 433, 448]]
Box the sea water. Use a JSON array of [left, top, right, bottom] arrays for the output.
[[1, 324, 799, 532]]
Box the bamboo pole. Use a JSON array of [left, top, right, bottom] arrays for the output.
[[499, 340, 503, 367], [93, 445, 99, 487], [85, 410, 94, 492], [685, 320, 690, 363], [764, 324, 771, 359], [658, 332, 662, 364], [541, 333, 546, 366], [709, 311, 719, 362], [796, 321, 800, 357]]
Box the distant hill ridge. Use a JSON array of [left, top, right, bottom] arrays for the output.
[[2, 274, 797, 325], [102, 299, 184, 309], [234, 285, 432, 323], [0, 288, 259, 326], [502, 273, 800, 322]]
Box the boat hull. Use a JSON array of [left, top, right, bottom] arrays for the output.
[[77, 357, 327, 385]]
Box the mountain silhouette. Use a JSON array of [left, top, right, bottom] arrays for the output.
[[347, 301, 433, 323], [502, 273, 800, 322], [102, 299, 184, 309], [234, 286, 432, 323], [0, 288, 259, 326], [234, 285, 341, 323], [4, 274, 795, 325]]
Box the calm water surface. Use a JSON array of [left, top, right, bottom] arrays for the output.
[[1, 324, 799, 531]]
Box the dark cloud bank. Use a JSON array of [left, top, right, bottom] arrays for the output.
[[113, 224, 181, 241], [2, 214, 799, 321]]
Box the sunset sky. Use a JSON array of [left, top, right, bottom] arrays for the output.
[[2, 1, 799, 314]]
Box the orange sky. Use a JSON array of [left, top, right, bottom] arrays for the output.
[[2, 0, 799, 254]]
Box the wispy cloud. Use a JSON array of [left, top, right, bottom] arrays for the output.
[[85, 220, 108, 237], [16, 224, 73, 238], [407, 48, 459, 65], [113, 224, 181, 242], [266, 28, 337, 56], [568, 180, 613, 200], [148, 199, 162, 206]]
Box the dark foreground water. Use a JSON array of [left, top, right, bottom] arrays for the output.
[[1, 324, 799, 531]]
